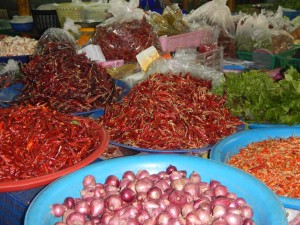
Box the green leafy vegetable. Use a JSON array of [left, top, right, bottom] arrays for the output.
[[214, 67, 300, 125]]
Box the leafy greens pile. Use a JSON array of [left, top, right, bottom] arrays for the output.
[[214, 67, 300, 125]]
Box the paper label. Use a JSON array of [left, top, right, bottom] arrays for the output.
[[136, 46, 160, 71]]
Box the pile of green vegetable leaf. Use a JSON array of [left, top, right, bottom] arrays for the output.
[[213, 67, 300, 125]]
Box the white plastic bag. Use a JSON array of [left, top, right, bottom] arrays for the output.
[[185, 0, 235, 38], [102, 0, 145, 26], [236, 14, 272, 52]]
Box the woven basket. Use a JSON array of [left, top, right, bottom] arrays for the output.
[[55, 3, 85, 27]]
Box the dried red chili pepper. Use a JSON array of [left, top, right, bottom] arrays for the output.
[[0, 105, 105, 182], [15, 41, 120, 114], [93, 17, 161, 63], [99, 73, 242, 150]]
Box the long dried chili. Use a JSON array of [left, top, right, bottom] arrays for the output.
[[99, 73, 242, 150], [16, 41, 120, 114], [0, 105, 105, 182], [228, 137, 300, 198], [93, 17, 161, 63]]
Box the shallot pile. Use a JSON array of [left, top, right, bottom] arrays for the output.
[[51, 165, 255, 225], [16, 41, 120, 114], [100, 73, 242, 150]]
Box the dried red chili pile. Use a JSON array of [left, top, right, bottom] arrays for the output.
[[228, 137, 300, 198], [100, 73, 242, 150], [17, 41, 119, 114], [0, 105, 105, 182], [93, 17, 160, 63]]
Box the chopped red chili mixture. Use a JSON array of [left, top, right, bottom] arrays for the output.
[[228, 137, 300, 198]]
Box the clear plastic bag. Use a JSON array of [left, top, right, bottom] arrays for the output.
[[92, 0, 160, 62], [236, 14, 272, 52], [148, 4, 190, 36], [145, 57, 225, 88], [0, 60, 19, 89], [81, 1, 111, 22], [102, 0, 145, 26], [35, 28, 78, 55]]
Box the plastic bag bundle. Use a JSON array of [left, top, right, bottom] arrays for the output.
[[236, 13, 294, 53], [185, 0, 235, 38], [262, 7, 294, 33], [236, 14, 272, 52]]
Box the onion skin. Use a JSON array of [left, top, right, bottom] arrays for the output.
[[186, 211, 202, 225], [64, 197, 75, 209], [105, 194, 122, 211], [135, 179, 152, 193], [105, 175, 120, 188], [214, 185, 228, 197], [169, 190, 188, 206], [166, 165, 177, 174], [51, 203, 67, 217], [83, 175, 96, 188], [65, 211, 86, 225], [121, 187, 136, 203], [223, 212, 243, 225], [122, 171, 136, 181], [165, 204, 181, 219], [213, 205, 227, 218], [157, 212, 172, 225], [240, 205, 253, 219], [147, 187, 162, 200], [89, 198, 105, 217], [243, 218, 255, 225], [189, 171, 201, 183], [136, 170, 150, 180], [75, 200, 90, 215]]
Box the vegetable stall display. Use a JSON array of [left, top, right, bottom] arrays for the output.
[[228, 137, 300, 199], [100, 73, 242, 150], [213, 67, 300, 125], [15, 41, 120, 114], [0, 105, 106, 182], [51, 165, 255, 225]]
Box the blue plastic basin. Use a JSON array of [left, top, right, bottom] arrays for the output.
[[25, 154, 287, 225], [210, 127, 300, 210], [10, 22, 34, 32]]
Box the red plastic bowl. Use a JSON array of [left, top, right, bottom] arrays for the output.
[[0, 127, 109, 192]]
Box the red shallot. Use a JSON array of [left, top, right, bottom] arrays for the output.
[[51, 165, 255, 225]]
